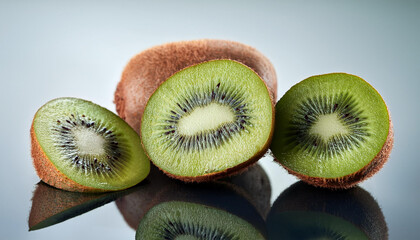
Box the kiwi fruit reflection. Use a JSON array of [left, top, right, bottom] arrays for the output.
[[116, 164, 271, 238], [136, 200, 264, 240], [266, 181, 388, 240], [28, 181, 142, 230]]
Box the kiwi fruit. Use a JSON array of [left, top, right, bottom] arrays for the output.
[[31, 97, 150, 192], [266, 181, 388, 239], [114, 39, 277, 134], [116, 163, 271, 229], [28, 181, 141, 231], [270, 73, 393, 188], [140, 59, 274, 181]]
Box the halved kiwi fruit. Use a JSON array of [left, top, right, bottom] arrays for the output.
[[140, 59, 274, 181], [31, 97, 150, 192], [28, 181, 142, 230], [266, 181, 388, 239], [270, 73, 393, 188], [114, 39, 277, 134]]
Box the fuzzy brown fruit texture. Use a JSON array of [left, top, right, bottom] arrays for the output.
[[114, 39, 277, 133]]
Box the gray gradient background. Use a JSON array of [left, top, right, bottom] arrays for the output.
[[1, 0, 419, 239]]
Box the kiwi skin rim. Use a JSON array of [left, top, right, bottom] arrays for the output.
[[140, 59, 275, 183], [114, 39, 277, 134], [30, 122, 101, 192], [273, 74, 394, 189]]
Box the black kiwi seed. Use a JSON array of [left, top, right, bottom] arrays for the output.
[[285, 92, 369, 158], [51, 113, 128, 175], [158, 83, 252, 153]]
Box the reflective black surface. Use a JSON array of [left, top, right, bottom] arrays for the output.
[[28, 165, 270, 239], [267, 182, 387, 240], [26, 164, 391, 239]]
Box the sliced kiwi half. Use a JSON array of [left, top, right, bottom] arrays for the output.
[[28, 181, 141, 230], [115, 39, 277, 134], [31, 97, 150, 192], [136, 201, 265, 240], [266, 181, 388, 240], [141, 59, 274, 181], [271, 73, 393, 188]]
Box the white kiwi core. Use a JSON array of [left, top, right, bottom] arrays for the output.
[[309, 113, 349, 143], [72, 127, 105, 155], [177, 103, 235, 136]]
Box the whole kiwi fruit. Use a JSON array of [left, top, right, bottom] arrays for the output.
[[114, 39, 277, 133]]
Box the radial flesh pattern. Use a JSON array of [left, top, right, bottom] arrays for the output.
[[31, 98, 150, 191], [141, 60, 273, 180], [271, 73, 391, 180]]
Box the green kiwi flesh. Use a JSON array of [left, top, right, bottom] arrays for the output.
[[141, 60, 273, 181], [32, 97, 150, 191], [136, 201, 265, 240], [271, 73, 392, 188]]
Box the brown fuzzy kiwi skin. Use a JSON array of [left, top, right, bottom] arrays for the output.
[[274, 112, 393, 189], [114, 39, 277, 134], [139, 60, 276, 183]]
